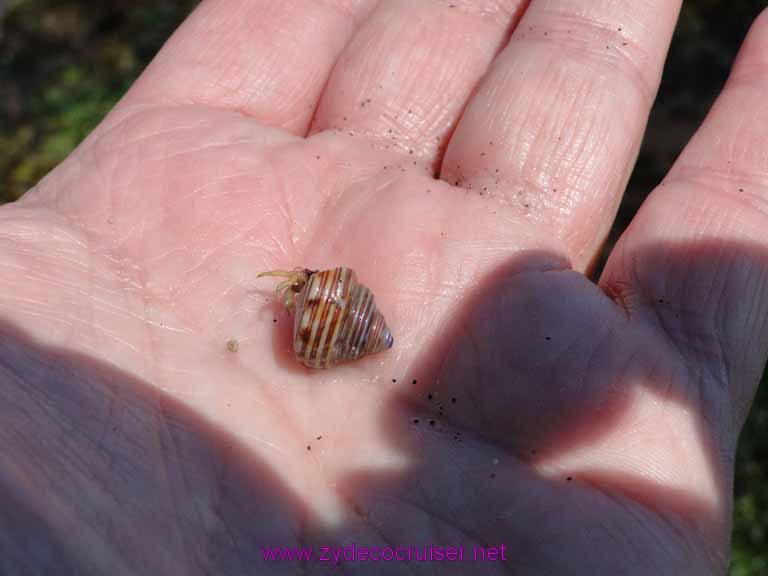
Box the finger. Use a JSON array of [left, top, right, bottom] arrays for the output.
[[310, 0, 528, 165], [600, 8, 768, 435], [121, 0, 376, 134], [442, 0, 682, 270]]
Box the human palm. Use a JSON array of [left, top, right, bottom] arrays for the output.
[[3, 2, 768, 574]]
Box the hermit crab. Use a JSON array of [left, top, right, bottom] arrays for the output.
[[258, 267, 394, 368]]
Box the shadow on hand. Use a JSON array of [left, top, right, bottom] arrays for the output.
[[1, 239, 762, 574], [0, 319, 313, 575], [350, 240, 760, 573]]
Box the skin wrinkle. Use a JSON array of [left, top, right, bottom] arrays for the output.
[[273, 171, 300, 259], [453, 92, 625, 257], [417, 440, 479, 516], [6, 368, 112, 571], [685, 255, 730, 377], [211, 481, 244, 574], [741, 269, 768, 412], [543, 305, 598, 370], [86, 229, 99, 356], [166, 172, 263, 208], [573, 473, 672, 558], [639, 362, 724, 526], [576, 317, 619, 397], [141, 139, 260, 166], [88, 108, 288, 197], [420, 0, 521, 23], [155, 411, 194, 573], [344, 508, 419, 576], [643, 304, 698, 392], [712, 255, 736, 385], [0, 225, 150, 356], [438, 4, 666, 267], [616, 503, 674, 573], [387, 490, 491, 558], [174, 428, 214, 576], [133, 212, 166, 392], [311, 1, 523, 161], [644, 343, 676, 406], [72, 105, 164, 166], [620, 251, 686, 362], [523, 10, 657, 108], [727, 98, 754, 162], [143, 0, 366, 128], [547, 75, 601, 182], [325, 125, 442, 160], [376, 537, 419, 576], [666, 164, 768, 195], [571, 109, 640, 215], [738, 259, 767, 354], [101, 117, 214, 159]]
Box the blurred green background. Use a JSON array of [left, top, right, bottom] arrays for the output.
[[0, 1, 766, 573]]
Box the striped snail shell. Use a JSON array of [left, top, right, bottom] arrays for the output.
[[257, 267, 394, 368]]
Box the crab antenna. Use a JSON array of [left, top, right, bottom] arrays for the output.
[[257, 270, 300, 279]]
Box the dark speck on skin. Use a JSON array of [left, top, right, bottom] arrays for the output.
[[413, 418, 420, 424], [429, 420, 436, 426]]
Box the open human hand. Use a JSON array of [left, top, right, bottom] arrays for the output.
[[2, 1, 767, 574]]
